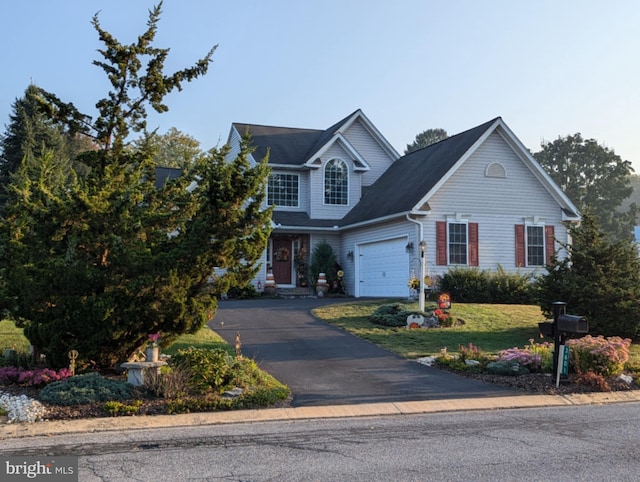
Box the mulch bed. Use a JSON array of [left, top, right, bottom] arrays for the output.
[[2, 368, 637, 421]]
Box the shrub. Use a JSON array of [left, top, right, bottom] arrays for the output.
[[458, 343, 482, 363], [440, 267, 490, 302], [369, 303, 430, 327], [497, 339, 553, 372], [440, 266, 536, 304], [227, 284, 259, 299], [103, 400, 143, 416], [567, 335, 631, 377], [535, 212, 640, 338], [171, 347, 234, 395], [309, 240, 338, 285], [39, 372, 133, 406], [0, 366, 73, 386], [488, 266, 536, 304], [485, 360, 530, 376], [574, 371, 610, 391], [143, 365, 191, 399]]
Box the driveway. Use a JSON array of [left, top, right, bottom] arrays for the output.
[[212, 298, 521, 407]]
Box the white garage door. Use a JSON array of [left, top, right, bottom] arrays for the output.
[[358, 238, 409, 297]]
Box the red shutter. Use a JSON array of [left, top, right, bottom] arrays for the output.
[[436, 221, 447, 265], [468, 223, 479, 266], [545, 225, 555, 264], [515, 224, 525, 267]]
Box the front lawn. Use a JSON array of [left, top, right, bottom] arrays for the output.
[[313, 299, 640, 364]]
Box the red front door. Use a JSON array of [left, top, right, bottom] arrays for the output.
[[272, 238, 292, 285]]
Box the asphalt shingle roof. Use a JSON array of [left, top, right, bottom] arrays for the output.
[[340, 117, 500, 226]]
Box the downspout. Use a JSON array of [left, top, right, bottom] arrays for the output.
[[406, 213, 425, 312]]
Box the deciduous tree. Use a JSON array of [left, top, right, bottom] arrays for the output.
[[534, 133, 638, 240], [404, 128, 448, 154]]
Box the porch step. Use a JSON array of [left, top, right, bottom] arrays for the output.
[[276, 287, 316, 298]]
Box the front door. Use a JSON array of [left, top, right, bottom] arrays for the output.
[[272, 238, 292, 285]]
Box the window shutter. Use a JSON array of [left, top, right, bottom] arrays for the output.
[[545, 225, 555, 264], [515, 224, 525, 267], [436, 221, 447, 265], [468, 223, 479, 266]]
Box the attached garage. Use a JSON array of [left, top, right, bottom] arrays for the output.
[[358, 237, 409, 297]]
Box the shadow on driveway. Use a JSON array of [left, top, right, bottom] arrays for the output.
[[211, 298, 522, 407]]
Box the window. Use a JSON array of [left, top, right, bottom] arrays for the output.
[[515, 224, 554, 267], [436, 221, 479, 266], [448, 223, 468, 265], [526, 225, 545, 266], [267, 173, 299, 207], [324, 158, 348, 205]]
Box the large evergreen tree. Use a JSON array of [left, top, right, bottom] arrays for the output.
[[0, 85, 71, 203], [534, 133, 638, 241], [535, 211, 640, 338], [0, 3, 272, 369], [404, 128, 448, 154]]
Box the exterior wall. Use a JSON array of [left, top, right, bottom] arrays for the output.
[[309, 143, 362, 220], [341, 219, 418, 297], [422, 131, 569, 278], [343, 119, 396, 187]]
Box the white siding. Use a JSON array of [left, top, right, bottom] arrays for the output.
[[341, 219, 418, 297], [309, 144, 362, 220], [424, 131, 569, 276], [343, 119, 396, 187]]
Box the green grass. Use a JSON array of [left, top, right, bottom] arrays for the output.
[[313, 299, 640, 364], [0, 320, 230, 359], [0, 319, 31, 353]]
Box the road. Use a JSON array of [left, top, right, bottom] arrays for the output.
[[3, 402, 640, 481]]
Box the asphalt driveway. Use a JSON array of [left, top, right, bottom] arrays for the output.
[[212, 298, 521, 407]]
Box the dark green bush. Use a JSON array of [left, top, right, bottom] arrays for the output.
[[369, 303, 431, 327], [309, 240, 338, 285], [440, 267, 490, 302], [440, 266, 535, 304], [39, 372, 133, 406], [488, 266, 535, 304], [535, 212, 640, 338], [227, 284, 259, 299]]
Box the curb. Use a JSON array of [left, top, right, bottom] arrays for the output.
[[2, 391, 640, 440]]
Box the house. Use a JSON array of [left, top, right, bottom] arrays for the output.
[[225, 110, 581, 298]]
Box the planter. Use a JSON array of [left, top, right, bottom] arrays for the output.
[[146, 346, 159, 362], [316, 272, 329, 297]]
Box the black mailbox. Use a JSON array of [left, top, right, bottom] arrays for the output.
[[538, 321, 554, 337], [557, 314, 588, 334]]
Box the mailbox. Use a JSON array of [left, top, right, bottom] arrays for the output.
[[556, 314, 588, 334], [538, 321, 554, 338]]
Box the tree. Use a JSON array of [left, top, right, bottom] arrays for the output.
[[0, 85, 71, 202], [133, 127, 204, 169], [535, 211, 640, 338], [0, 2, 272, 369], [404, 128, 448, 154], [534, 134, 638, 240]]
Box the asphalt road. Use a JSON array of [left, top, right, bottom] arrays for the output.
[[212, 298, 521, 406]]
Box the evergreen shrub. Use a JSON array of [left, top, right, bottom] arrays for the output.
[[39, 372, 132, 405]]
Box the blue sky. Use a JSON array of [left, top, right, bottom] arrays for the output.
[[2, 1, 639, 170]]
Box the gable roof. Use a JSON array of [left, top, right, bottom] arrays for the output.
[[340, 117, 581, 228], [340, 118, 500, 226], [231, 109, 399, 169], [231, 123, 322, 166]]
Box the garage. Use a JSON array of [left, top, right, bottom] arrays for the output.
[[358, 237, 409, 297]]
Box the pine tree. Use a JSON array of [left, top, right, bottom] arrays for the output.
[[0, 3, 272, 368], [535, 211, 640, 338], [0, 84, 71, 203]]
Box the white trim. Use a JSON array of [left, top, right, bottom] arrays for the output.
[[446, 219, 470, 266], [267, 172, 300, 208], [524, 223, 546, 268]]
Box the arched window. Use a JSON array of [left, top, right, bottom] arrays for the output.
[[324, 158, 348, 205]]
